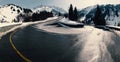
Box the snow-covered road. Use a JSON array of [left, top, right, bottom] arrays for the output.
[[78, 27, 114, 62], [34, 23, 120, 62]]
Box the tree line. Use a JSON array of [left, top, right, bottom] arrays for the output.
[[68, 4, 79, 21], [32, 11, 53, 21], [15, 4, 106, 26], [65, 4, 106, 26], [15, 10, 53, 22], [92, 5, 106, 25]]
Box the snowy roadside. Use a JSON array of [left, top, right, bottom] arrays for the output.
[[79, 27, 113, 62], [0, 17, 58, 39], [34, 24, 87, 34], [0, 22, 22, 27], [33, 17, 85, 34], [0, 23, 22, 32], [36, 23, 120, 62], [106, 25, 120, 30], [34, 24, 118, 62]]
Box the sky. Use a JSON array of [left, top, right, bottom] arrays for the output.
[[0, 0, 120, 10]]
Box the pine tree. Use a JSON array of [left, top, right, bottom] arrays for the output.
[[69, 4, 74, 20], [74, 7, 78, 21], [93, 5, 106, 25]]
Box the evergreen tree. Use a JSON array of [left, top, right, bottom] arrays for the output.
[[23, 8, 32, 13], [64, 13, 68, 18], [115, 10, 119, 17], [74, 7, 78, 21], [69, 4, 74, 20], [32, 11, 53, 21], [93, 5, 106, 25]]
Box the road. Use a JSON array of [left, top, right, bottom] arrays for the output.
[[1, 18, 120, 62], [0, 23, 81, 62]]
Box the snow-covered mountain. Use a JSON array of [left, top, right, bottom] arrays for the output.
[[32, 5, 67, 15], [0, 4, 66, 23], [79, 4, 120, 26], [0, 4, 32, 23], [1, 3, 120, 26]]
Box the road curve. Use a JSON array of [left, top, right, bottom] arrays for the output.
[[9, 29, 32, 62], [0, 17, 63, 62], [1, 20, 120, 62]]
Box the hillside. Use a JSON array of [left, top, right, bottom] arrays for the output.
[[79, 4, 120, 26], [0, 4, 66, 23], [0, 4, 33, 23], [32, 5, 67, 15]]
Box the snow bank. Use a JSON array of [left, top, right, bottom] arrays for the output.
[[59, 18, 82, 25], [0, 23, 22, 27], [107, 25, 120, 30], [34, 21, 91, 34]]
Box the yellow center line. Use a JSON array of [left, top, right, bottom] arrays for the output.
[[9, 29, 32, 62]]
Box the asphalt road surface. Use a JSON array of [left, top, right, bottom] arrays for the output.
[[1, 20, 120, 62]]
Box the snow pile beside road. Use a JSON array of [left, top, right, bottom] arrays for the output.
[[34, 23, 86, 34], [107, 25, 120, 30], [59, 18, 81, 24], [46, 17, 58, 21], [0, 23, 22, 27]]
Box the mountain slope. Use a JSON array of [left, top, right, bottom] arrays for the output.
[[32, 5, 67, 15], [0, 4, 66, 23], [0, 4, 30, 23], [0, 4, 24, 23], [79, 4, 120, 26]]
